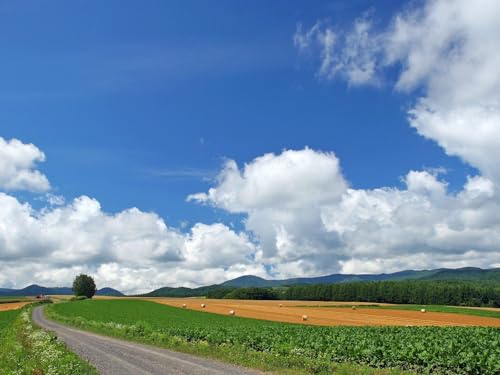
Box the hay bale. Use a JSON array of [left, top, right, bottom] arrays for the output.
[[420, 308, 426, 313], [229, 310, 235, 315], [201, 303, 206, 308], [182, 303, 187, 308], [279, 304, 283, 307], [302, 315, 308, 321], [351, 306, 356, 310]]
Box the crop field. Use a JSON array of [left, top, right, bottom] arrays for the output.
[[0, 301, 32, 311], [0, 309, 21, 332], [294, 303, 500, 319], [0, 296, 30, 303], [47, 299, 500, 374], [144, 298, 500, 327]]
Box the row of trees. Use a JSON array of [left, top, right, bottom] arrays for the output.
[[208, 280, 500, 307], [284, 280, 500, 307], [207, 288, 282, 300]]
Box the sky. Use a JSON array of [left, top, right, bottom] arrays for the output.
[[1, 0, 500, 294]]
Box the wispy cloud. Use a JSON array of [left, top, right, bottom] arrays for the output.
[[145, 167, 216, 181]]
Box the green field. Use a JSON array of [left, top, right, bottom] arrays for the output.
[[48, 299, 500, 374], [0, 309, 22, 333], [298, 304, 500, 319]]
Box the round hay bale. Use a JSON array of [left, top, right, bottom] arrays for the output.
[[302, 315, 308, 321], [279, 304, 283, 307], [182, 303, 187, 308], [229, 310, 235, 316], [201, 303, 206, 308], [351, 306, 356, 310], [420, 308, 426, 313]]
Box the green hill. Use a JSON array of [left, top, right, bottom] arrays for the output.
[[140, 267, 500, 297]]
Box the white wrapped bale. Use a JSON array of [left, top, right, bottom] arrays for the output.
[[420, 308, 426, 313]]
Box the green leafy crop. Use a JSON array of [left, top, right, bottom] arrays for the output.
[[49, 299, 500, 374]]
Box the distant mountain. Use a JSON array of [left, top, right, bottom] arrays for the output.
[[10, 284, 73, 296], [222, 275, 275, 288], [95, 287, 124, 296], [0, 284, 124, 297], [220, 269, 440, 288], [140, 285, 227, 298], [142, 267, 500, 297], [222, 268, 500, 287], [423, 267, 500, 282]]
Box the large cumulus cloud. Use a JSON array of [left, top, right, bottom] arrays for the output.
[[0, 139, 262, 293], [190, 150, 500, 277]]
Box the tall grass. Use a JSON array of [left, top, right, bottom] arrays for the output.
[[0, 304, 97, 375]]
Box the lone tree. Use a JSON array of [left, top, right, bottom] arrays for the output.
[[72, 274, 97, 298]]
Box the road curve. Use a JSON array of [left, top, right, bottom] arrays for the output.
[[32, 306, 262, 375]]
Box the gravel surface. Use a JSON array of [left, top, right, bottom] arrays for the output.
[[32, 306, 263, 375]]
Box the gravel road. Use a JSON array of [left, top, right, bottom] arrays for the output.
[[32, 306, 262, 375]]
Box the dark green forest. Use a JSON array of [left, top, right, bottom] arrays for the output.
[[208, 280, 500, 307]]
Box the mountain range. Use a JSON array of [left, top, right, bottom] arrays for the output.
[[2, 267, 498, 298], [0, 284, 124, 297], [141, 267, 500, 297]]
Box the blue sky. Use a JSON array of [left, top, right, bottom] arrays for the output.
[[1, 0, 499, 292], [1, 0, 474, 224]]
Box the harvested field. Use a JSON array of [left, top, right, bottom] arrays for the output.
[[0, 302, 31, 312], [147, 298, 500, 327]]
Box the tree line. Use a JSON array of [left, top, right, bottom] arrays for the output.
[[207, 280, 500, 307]]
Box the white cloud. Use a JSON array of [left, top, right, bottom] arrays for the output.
[[294, 15, 382, 85], [0, 192, 260, 293], [188, 148, 347, 212], [2, 141, 500, 292], [295, 0, 500, 184], [0, 137, 50, 192], [183, 223, 257, 270], [192, 148, 500, 277], [0, 135, 261, 293], [282, 0, 500, 275]]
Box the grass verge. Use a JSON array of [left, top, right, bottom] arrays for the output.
[[0, 303, 98, 375], [47, 299, 499, 375]]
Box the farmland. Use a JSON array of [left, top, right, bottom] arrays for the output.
[[0, 296, 29, 303], [145, 298, 500, 327], [47, 299, 500, 374], [0, 301, 32, 311], [292, 303, 500, 319], [0, 309, 20, 332]]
